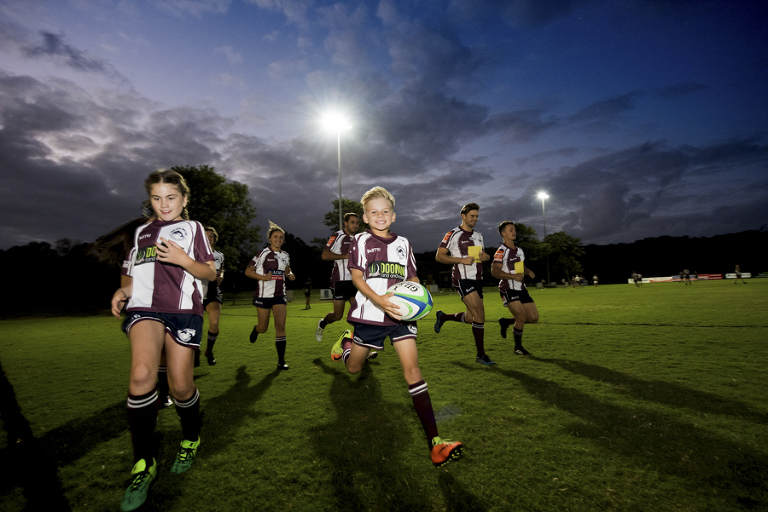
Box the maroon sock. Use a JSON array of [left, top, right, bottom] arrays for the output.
[[472, 323, 485, 357], [408, 380, 439, 444], [127, 388, 159, 463], [443, 312, 466, 323]]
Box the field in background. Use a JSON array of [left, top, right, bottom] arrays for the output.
[[1, 279, 766, 511]]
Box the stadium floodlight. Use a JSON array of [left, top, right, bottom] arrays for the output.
[[321, 112, 352, 230], [537, 192, 551, 285]]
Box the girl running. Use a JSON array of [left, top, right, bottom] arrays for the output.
[[247, 221, 296, 370], [108, 170, 216, 511]]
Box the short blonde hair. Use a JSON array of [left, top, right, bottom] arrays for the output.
[[360, 186, 395, 212]]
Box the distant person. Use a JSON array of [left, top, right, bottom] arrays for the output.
[[103, 170, 215, 511], [693, 270, 698, 282], [247, 222, 296, 370], [200, 226, 225, 365], [632, 272, 640, 287], [679, 270, 684, 283], [492, 221, 539, 356], [433, 202, 495, 365], [303, 278, 312, 310], [329, 186, 464, 467], [593, 274, 598, 287], [683, 269, 691, 285], [315, 213, 360, 342], [734, 265, 747, 284]]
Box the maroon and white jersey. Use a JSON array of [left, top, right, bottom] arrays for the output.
[[250, 248, 290, 299], [438, 226, 484, 286], [201, 250, 224, 297], [324, 230, 354, 286], [347, 230, 417, 326], [494, 243, 526, 292], [123, 220, 214, 316]]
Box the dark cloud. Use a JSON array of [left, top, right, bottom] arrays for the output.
[[22, 31, 122, 79]]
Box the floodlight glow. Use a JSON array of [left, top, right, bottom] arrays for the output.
[[537, 192, 549, 200], [321, 112, 352, 133]]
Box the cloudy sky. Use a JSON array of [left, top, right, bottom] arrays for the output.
[[1, 0, 766, 253]]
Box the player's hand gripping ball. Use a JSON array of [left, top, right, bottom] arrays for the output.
[[386, 281, 433, 321]]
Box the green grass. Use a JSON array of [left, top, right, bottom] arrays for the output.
[[1, 279, 767, 511]]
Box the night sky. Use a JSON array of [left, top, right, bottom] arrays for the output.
[[1, 0, 766, 252]]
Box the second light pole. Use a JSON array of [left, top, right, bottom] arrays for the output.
[[537, 191, 551, 285]]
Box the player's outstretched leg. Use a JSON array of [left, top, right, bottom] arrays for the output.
[[315, 319, 324, 342], [249, 326, 259, 343]]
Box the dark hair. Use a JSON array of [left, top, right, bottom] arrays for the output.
[[461, 203, 480, 216], [343, 212, 359, 222], [205, 226, 219, 245], [497, 220, 515, 235], [144, 170, 191, 220]]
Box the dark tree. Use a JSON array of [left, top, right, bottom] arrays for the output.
[[172, 165, 261, 280], [545, 231, 585, 280]]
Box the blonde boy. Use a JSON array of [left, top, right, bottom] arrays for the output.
[[330, 186, 463, 467]]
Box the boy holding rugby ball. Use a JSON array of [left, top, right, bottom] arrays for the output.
[[330, 186, 464, 467]]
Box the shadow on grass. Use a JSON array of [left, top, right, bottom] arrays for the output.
[[534, 357, 768, 424], [0, 360, 71, 511], [311, 358, 483, 512], [457, 362, 768, 510], [147, 365, 279, 510]]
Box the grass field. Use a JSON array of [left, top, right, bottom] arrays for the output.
[[1, 279, 767, 512]]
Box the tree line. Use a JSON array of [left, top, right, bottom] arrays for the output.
[[2, 165, 764, 316]]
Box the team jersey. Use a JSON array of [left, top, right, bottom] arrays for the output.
[[122, 220, 214, 316], [249, 247, 290, 299], [324, 230, 354, 286], [494, 243, 526, 292], [438, 226, 484, 285], [201, 250, 224, 297], [347, 230, 417, 326]]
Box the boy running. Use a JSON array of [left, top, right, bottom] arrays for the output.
[[330, 186, 463, 467]]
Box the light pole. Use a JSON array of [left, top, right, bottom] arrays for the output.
[[322, 112, 351, 230], [537, 192, 551, 285]]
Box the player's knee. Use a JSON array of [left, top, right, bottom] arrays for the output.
[[129, 365, 157, 391], [332, 311, 344, 322], [346, 361, 363, 375], [403, 367, 422, 384]]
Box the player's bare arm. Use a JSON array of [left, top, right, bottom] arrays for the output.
[[435, 247, 473, 265], [285, 266, 296, 281], [322, 248, 348, 261], [351, 268, 402, 319], [491, 261, 524, 282], [246, 264, 273, 281], [524, 266, 535, 280]]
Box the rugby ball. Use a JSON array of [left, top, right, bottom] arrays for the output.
[[387, 281, 433, 321]]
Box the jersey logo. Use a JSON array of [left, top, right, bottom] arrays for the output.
[[441, 232, 451, 244], [170, 227, 187, 241], [135, 245, 159, 265], [367, 261, 406, 279], [396, 246, 406, 259], [493, 248, 504, 263]]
